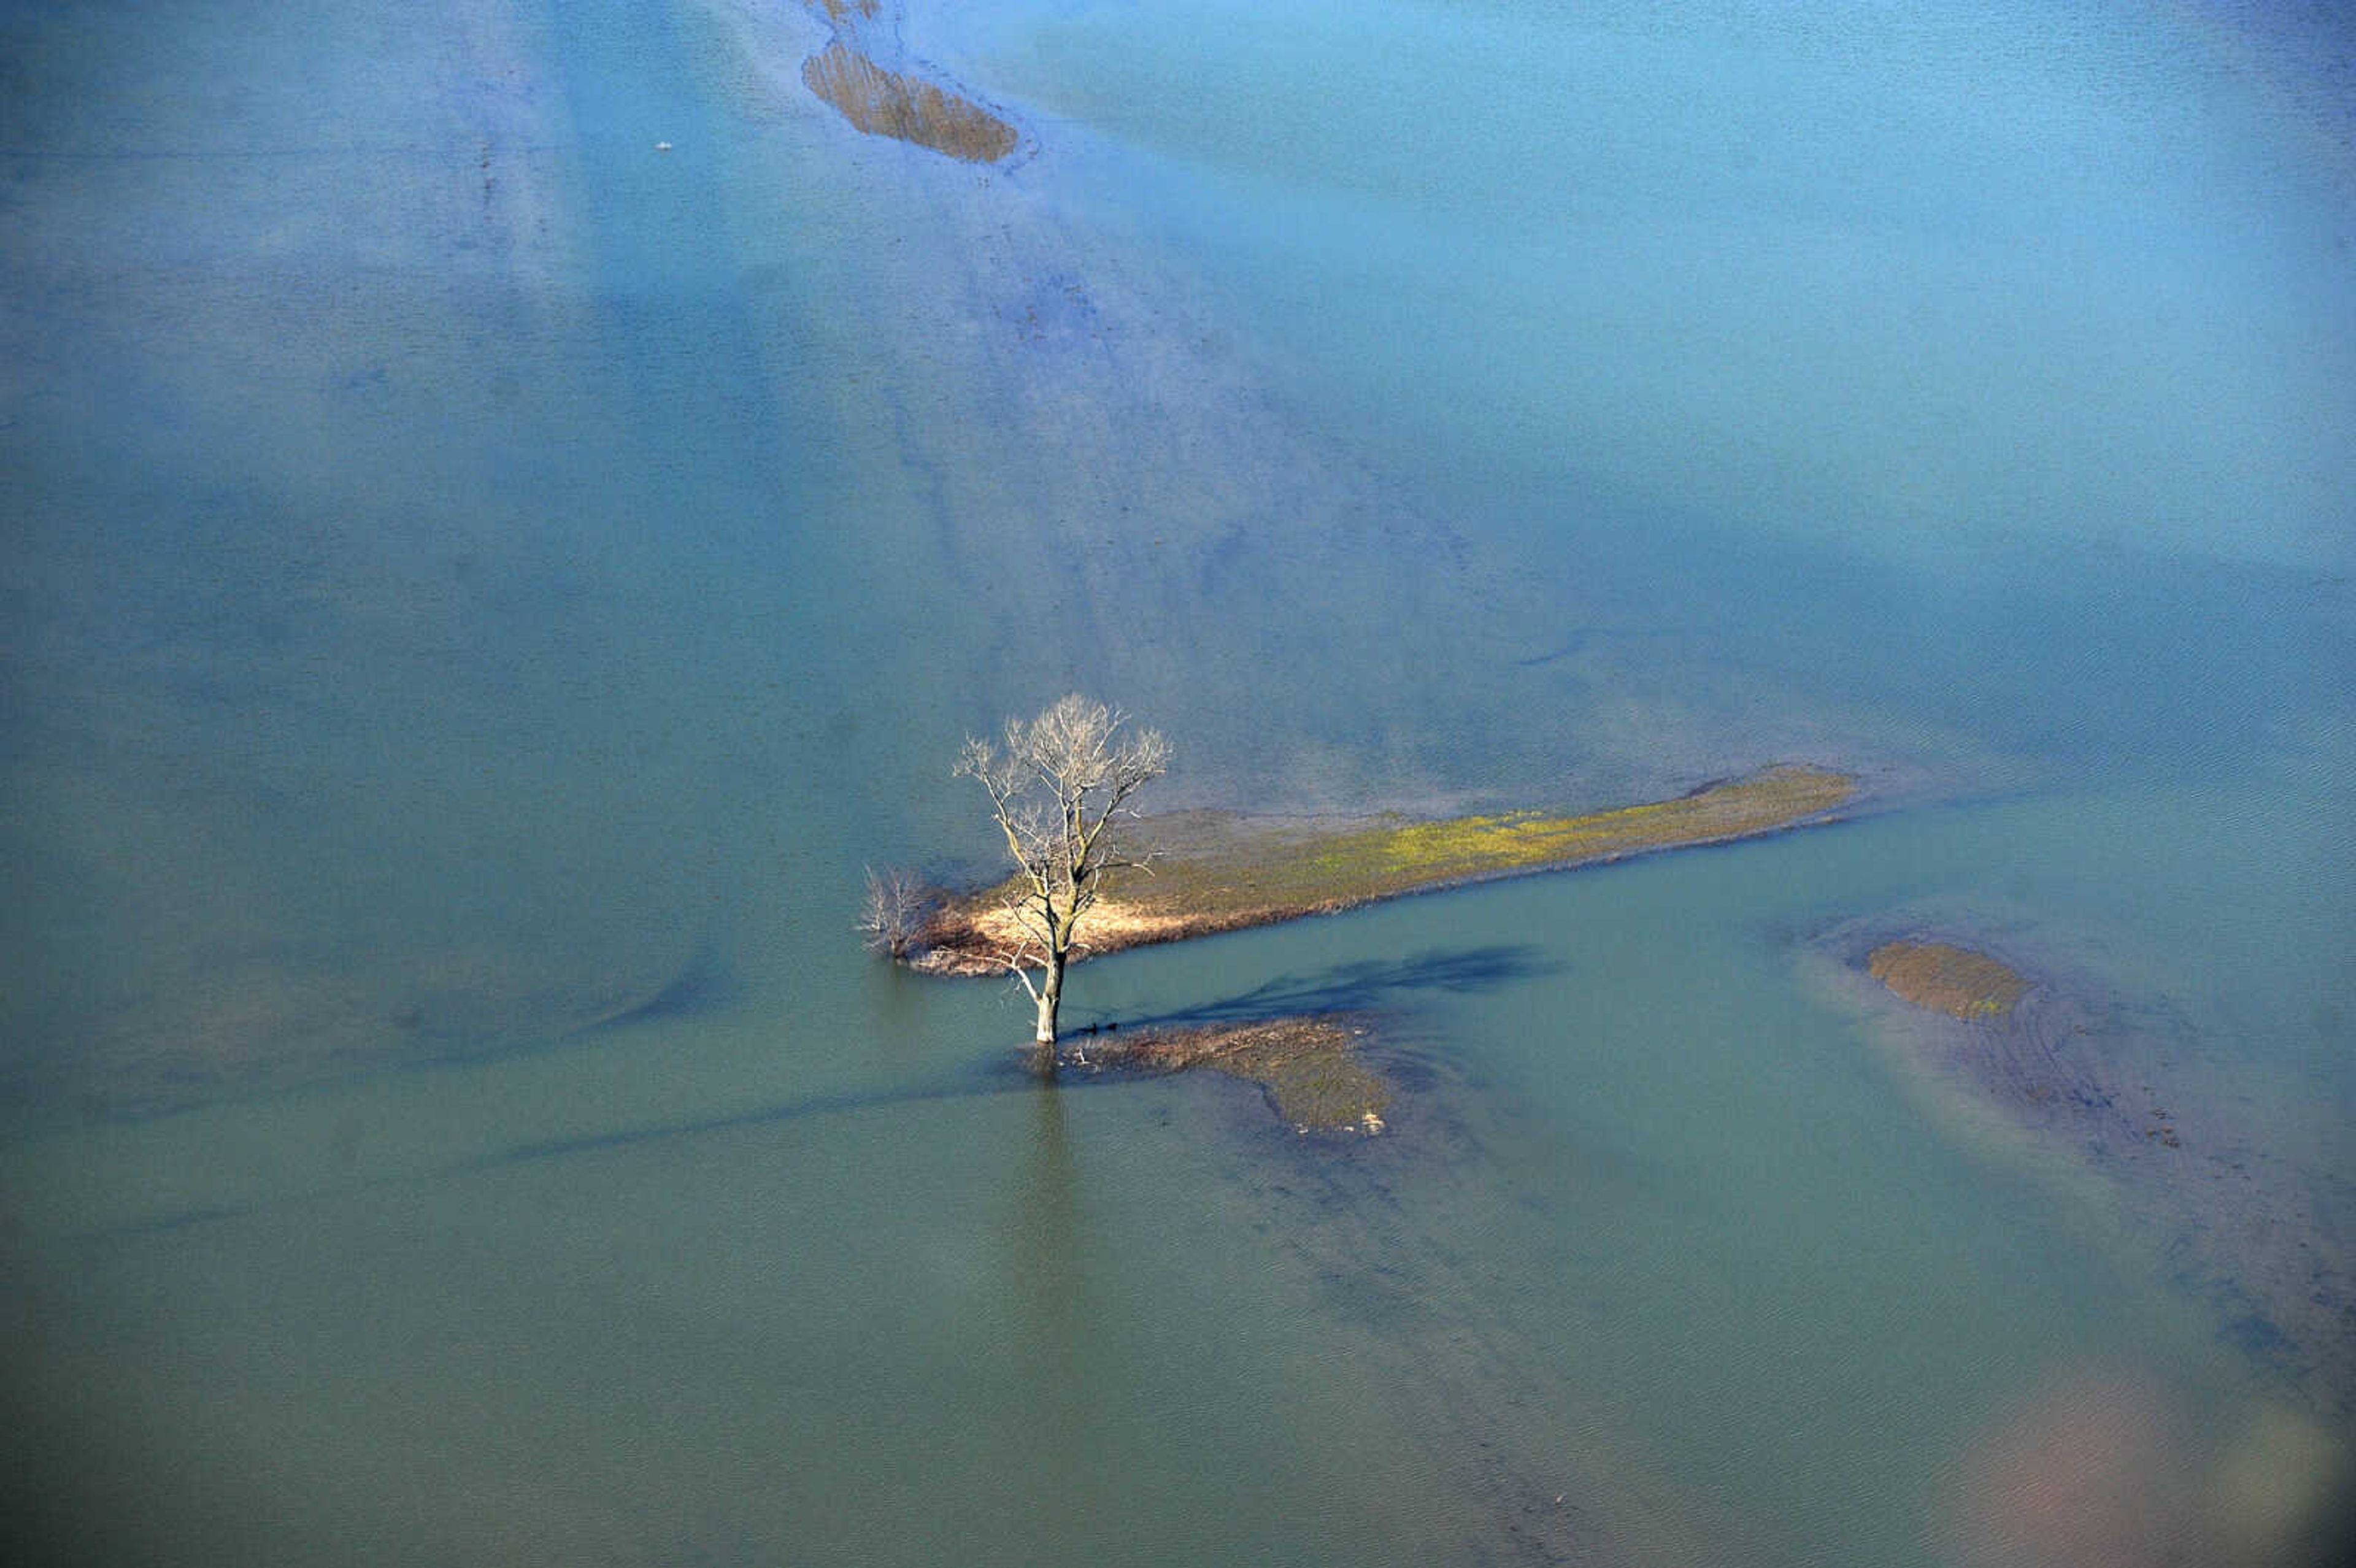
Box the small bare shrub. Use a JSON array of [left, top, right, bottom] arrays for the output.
[[858, 867, 932, 961]]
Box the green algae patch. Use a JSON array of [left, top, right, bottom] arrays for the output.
[[914, 764, 1855, 975], [802, 44, 1018, 163], [1867, 940, 2030, 1021], [1096, 1017, 1390, 1134]]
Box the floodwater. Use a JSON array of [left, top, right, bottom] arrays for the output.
[[2, 0, 2351, 1562]]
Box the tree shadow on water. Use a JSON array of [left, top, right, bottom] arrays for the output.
[[1083, 945, 1555, 1034], [96, 949, 1552, 1237]]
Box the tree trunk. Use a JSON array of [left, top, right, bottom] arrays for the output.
[[1034, 951, 1063, 1049]]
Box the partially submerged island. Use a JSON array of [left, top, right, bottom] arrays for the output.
[[911, 763, 1858, 977], [1866, 939, 2030, 1021], [1823, 921, 2355, 1419], [1084, 1017, 1392, 1136], [797, 0, 1020, 163]]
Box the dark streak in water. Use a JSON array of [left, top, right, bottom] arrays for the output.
[[568, 945, 736, 1035], [387, 953, 1549, 1181], [80, 1065, 1055, 1241], [1106, 945, 1555, 1033], [458, 1069, 1039, 1172], [84, 951, 1546, 1242], [1512, 626, 1680, 668], [80, 953, 1542, 1236], [99, 1202, 264, 1238]]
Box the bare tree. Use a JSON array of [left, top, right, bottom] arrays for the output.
[[858, 866, 931, 961], [955, 695, 1172, 1064]]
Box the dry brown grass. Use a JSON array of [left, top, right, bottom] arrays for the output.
[[1867, 940, 2030, 1021], [801, 44, 1017, 163]]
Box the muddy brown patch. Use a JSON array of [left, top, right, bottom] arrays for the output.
[[1867, 940, 2030, 1021], [801, 44, 1018, 163]]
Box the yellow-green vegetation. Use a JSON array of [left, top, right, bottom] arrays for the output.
[[1318, 762, 1855, 888], [1098, 1017, 1389, 1133], [1867, 940, 2030, 1021], [801, 44, 1018, 163], [917, 764, 1855, 974]]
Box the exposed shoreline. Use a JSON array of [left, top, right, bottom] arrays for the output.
[[910, 763, 1858, 976]]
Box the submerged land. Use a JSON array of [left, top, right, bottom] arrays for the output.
[[1084, 1016, 1392, 1134], [1867, 940, 2031, 1021], [796, 0, 1019, 163], [1828, 923, 2355, 1420], [913, 763, 1858, 976]]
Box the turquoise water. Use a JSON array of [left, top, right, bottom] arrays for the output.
[[2, 0, 2351, 1561]]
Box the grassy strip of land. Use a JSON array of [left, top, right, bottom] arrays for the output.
[[914, 763, 1855, 975]]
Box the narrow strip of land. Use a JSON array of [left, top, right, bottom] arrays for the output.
[[914, 763, 1856, 975]]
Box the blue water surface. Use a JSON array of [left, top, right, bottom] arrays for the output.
[[1, 0, 2350, 1561]]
